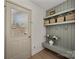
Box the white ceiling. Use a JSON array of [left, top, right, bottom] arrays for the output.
[[30, 0, 66, 10]]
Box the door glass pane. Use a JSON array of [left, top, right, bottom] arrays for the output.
[[11, 9, 28, 28], [11, 8, 29, 37]]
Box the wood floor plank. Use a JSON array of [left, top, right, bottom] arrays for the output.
[[29, 49, 68, 59]]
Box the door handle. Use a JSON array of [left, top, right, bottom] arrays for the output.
[[24, 33, 27, 35], [28, 36, 31, 38], [25, 36, 31, 40]]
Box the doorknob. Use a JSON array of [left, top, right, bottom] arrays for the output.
[[28, 36, 31, 38], [24, 33, 27, 35], [25, 36, 31, 40]]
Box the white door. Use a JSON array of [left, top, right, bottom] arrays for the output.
[[5, 1, 31, 59]]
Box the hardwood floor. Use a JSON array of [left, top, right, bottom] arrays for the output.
[[29, 49, 68, 59]]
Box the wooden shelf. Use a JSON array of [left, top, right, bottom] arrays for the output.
[[44, 8, 75, 19], [44, 20, 75, 26]]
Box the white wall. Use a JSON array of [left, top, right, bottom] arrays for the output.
[[7, 0, 46, 55]]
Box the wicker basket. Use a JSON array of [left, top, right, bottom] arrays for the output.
[[65, 13, 75, 21], [50, 18, 55, 24], [57, 16, 64, 23], [44, 20, 49, 24]]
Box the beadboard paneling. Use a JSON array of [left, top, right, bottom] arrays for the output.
[[54, 0, 75, 13], [46, 0, 75, 16], [46, 23, 75, 50], [46, 0, 75, 50]]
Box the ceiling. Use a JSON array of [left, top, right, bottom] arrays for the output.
[[30, 0, 66, 10]]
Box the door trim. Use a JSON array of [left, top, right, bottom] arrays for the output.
[[5, 0, 31, 11], [5, 1, 32, 59]]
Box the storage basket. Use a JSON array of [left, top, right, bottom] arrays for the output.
[[50, 18, 55, 24], [65, 13, 75, 21], [44, 20, 49, 24], [57, 16, 64, 23]]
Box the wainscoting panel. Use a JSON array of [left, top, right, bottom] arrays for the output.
[[46, 0, 75, 51], [46, 23, 75, 50], [54, 0, 75, 13], [46, 0, 75, 16]]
